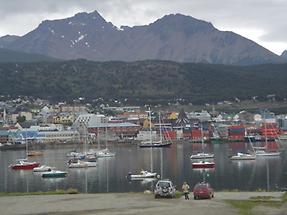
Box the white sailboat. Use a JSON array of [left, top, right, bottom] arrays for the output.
[[139, 112, 172, 148], [9, 132, 40, 170], [127, 170, 159, 180], [230, 137, 256, 160], [230, 152, 256, 160], [68, 159, 89, 168], [128, 107, 159, 180], [190, 125, 214, 159], [191, 124, 215, 169], [96, 117, 115, 158], [68, 125, 97, 167]]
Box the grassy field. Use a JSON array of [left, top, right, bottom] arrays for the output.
[[225, 192, 287, 215], [0, 188, 78, 197]]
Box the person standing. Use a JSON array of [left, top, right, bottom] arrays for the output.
[[182, 181, 190, 200]]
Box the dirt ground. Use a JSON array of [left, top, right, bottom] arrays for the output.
[[0, 192, 285, 215]]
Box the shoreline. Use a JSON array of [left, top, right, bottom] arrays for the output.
[[0, 139, 138, 151]]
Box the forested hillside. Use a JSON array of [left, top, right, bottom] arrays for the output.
[[0, 60, 286, 104]]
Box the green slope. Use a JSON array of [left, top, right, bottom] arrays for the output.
[[0, 48, 61, 63], [0, 60, 286, 104]]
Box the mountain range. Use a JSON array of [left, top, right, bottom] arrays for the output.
[[0, 11, 285, 65]]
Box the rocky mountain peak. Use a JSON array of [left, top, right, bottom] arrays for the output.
[[149, 13, 215, 33], [38, 10, 112, 29], [281, 50, 287, 59], [72, 10, 107, 23], [0, 35, 20, 48]]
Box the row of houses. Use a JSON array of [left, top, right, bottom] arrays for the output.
[[1, 103, 287, 144]]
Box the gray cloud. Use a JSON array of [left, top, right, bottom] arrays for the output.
[[0, 0, 286, 54]]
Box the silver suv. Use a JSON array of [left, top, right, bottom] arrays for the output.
[[154, 179, 176, 198]]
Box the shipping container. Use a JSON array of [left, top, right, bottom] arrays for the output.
[[192, 129, 202, 138], [163, 130, 177, 140], [261, 123, 279, 138]]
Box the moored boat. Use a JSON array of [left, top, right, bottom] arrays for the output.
[[255, 150, 280, 157], [42, 170, 67, 178], [230, 152, 256, 160], [10, 159, 40, 170], [127, 170, 159, 180], [138, 111, 172, 148], [192, 160, 215, 169], [190, 152, 214, 159], [96, 148, 116, 157], [66, 151, 85, 159], [33, 165, 55, 172], [27, 151, 43, 156], [138, 141, 172, 148], [191, 124, 215, 168], [68, 159, 88, 168], [83, 161, 97, 167]]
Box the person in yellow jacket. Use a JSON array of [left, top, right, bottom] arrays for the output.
[[182, 181, 190, 200]]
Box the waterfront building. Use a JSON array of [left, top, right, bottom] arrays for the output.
[[52, 113, 75, 125], [88, 122, 140, 139], [277, 115, 287, 131], [0, 130, 9, 143], [37, 130, 80, 143]]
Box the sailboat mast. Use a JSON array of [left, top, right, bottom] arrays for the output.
[[200, 122, 206, 161], [200, 123, 204, 152], [25, 129, 28, 158], [159, 112, 162, 142], [97, 126, 100, 150], [105, 117, 108, 149], [149, 107, 153, 172], [84, 123, 87, 153], [264, 111, 267, 148]]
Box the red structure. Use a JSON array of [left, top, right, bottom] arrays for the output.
[[191, 129, 209, 141], [163, 130, 177, 140], [228, 125, 245, 141], [261, 123, 279, 139]]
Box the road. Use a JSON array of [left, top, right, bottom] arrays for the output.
[[0, 192, 285, 215]]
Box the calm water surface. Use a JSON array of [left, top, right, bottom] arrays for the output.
[[1, 141, 287, 193]]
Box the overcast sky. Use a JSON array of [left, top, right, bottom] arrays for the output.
[[0, 0, 286, 55]]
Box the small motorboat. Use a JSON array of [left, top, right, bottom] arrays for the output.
[[27, 151, 43, 156], [127, 170, 160, 180], [68, 159, 88, 168], [255, 150, 280, 157], [230, 152, 256, 160], [83, 161, 97, 167], [9, 159, 40, 170], [96, 148, 116, 158], [66, 151, 85, 159], [138, 141, 172, 148], [192, 160, 215, 169], [33, 165, 55, 172], [190, 153, 214, 159], [85, 155, 97, 162], [42, 170, 67, 178]]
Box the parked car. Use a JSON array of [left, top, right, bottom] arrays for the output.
[[193, 182, 214, 199], [154, 179, 176, 198]]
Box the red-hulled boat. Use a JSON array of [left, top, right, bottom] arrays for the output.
[[10, 159, 40, 170], [192, 160, 215, 169]]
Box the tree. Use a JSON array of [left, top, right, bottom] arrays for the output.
[[17, 115, 26, 123]]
